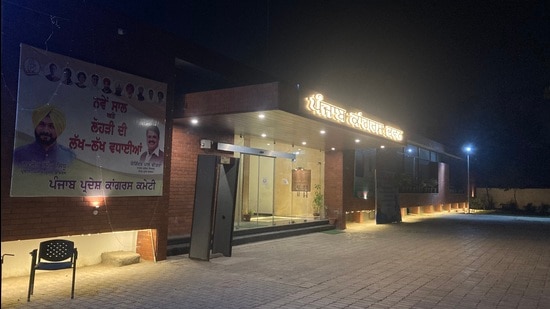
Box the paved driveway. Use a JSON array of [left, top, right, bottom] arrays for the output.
[[2, 212, 549, 308]]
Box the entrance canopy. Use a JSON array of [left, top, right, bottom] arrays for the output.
[[177, 82, 405, 152]]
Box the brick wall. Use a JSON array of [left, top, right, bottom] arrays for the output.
[[168, 126, 199, 237], [342, 150, 375, 212], [1, 194, 170, 261], [137, 229, 158, 261], [325, 151, 345, 228], [1, 0, 175, 261], [184, 83, 279, 116], [168, 124, 233, 237]]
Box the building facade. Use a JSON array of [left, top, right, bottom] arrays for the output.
[[1, 0, 468, 278]]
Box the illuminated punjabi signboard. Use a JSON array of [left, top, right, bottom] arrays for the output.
[[306, 94, 404, 142]]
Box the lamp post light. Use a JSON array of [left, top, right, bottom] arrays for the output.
[[464, 146, 473, 214]]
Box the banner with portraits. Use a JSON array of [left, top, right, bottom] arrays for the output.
[[11, 44, 167, 197]]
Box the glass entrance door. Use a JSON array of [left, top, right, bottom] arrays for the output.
[[233, 136, 325, 230], [236, 153, 277, 228]]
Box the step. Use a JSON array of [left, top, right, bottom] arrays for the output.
[[101, 251, 141, 266], [232, 224, 335, 246], [234, 219, 331, 236], [167, 220, 335, 256]]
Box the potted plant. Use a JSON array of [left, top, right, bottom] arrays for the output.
[[312, 184, 323, 219], [242, 209, 253, 222]]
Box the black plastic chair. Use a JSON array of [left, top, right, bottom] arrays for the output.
[[27, 239, 78, 301]]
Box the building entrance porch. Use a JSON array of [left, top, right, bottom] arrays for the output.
[[232, 135, 325, 231]]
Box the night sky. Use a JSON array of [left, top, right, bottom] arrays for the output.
[[97, 0, 550, 187]]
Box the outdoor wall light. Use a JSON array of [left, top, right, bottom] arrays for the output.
[[190, 118, 199, 125], [200, 139, 213, 149], [86, 197, 104, 208], [88, 199, 103, 216]]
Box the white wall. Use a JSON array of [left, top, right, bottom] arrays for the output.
[[1, 231, 137, 278], [476, 188, 550, 207]]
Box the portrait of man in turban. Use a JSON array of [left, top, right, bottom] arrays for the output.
[[13, 104, 76, 173]]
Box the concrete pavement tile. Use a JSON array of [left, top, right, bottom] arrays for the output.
[[2, 213, 549, 309]]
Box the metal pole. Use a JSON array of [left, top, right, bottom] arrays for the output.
[[374, 169, 378, 223], [2, 253, 15, 293], [467, 154, 470, 214]]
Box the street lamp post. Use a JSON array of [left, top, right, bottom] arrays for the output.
[[464, 146, 473, 214]]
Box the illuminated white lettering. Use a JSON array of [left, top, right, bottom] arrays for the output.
[[306, 94, 404, 142]]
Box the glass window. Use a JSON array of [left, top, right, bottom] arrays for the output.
[[419, 148, 430, 160], [354, 149, 376, 199], [430, 151, 438, 162], [406, 145, 418, 157]]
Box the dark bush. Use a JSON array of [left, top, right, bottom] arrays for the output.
[[524, 203, 537, 214], [501, 201, 518, 211], [539, 204, 550, 216], [469, 197, 484, 209]]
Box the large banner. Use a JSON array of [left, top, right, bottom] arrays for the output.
[[11, 44, 167, 197]]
